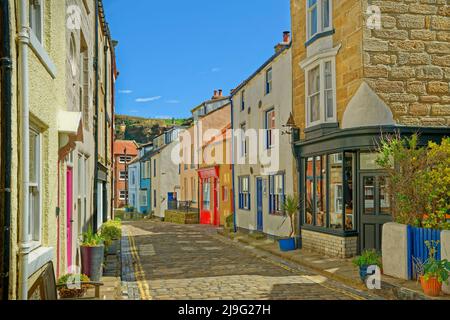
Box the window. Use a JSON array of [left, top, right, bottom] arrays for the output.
[[139, 190, 147, 206], [119, 171, 128, 181], [305, 158, 314, 225], [130, 170, 135, 185], [80, 35, 89, 130], [153, 190, 157, 208], [69, 35, 77, 78], [202, 179, 211, 211], [265, 68, 272, 95], [240, 123, 247, 157], [307, 0, 332, 40], [265, 109, 276, 149], [238, 176, 251, 210], [306, 59, 336, 127], [344, 153, 355, 231], [29, 127, 42, 243], [241, 90, 246, 111], [119, 191, 128, 201], [153, 159, 157, 177], [119, 155, 133, 163], [29, 0, 44, 43], [315, 156, 327, 227], [329, 153, 343, 230], [191, 177, 196, 202], [269, 174, 285, 214]]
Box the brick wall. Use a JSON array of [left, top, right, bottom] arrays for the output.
[[302, 230, 358, 258], [363, 0, 450, 126]]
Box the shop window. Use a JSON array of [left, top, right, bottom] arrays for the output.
[[269, 174, 285, 214], [305, 157, 314, 225], [329, 153, 343, 230], [315, 156, 327, 227], [344, 153, 355, 231]]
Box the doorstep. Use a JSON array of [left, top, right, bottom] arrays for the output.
[[217, 230, 450, 301]]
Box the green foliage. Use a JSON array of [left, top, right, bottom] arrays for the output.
[[100, 220, 122, 246], [376, 135, 450, 229], [353, 250, 382, 268], [423, 241, 450, 284], [282, 195, 300, 238], [225, 214, 234, 230], [81, 229, 104, 247], [57, 274, 90, 288]]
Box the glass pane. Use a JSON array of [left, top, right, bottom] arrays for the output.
[[310, 7, 318, 36], [329, 153, 343, 229], [364, 176, 375, 215], [322, 0, 330, 29], [29, 131, 38, 184], [325, 90, 333, 119], [379, 177, 391, 215], [305, 158, 314, 225], [315, 156, 327, 227], [344, 153, 355, 231], [325, 62, 332, 89], [309, 66, 320, 123], [308, 0, 317, 7]]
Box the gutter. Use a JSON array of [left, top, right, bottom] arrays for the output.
[[93, 0, 100, 232], [18, 0, 31, 300], [0, 0, 12, 300]]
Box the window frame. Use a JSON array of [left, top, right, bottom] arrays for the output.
[[29, 0, 44, 44], [265, 68, 273, 95], [304, 57, 337, 128], [306, 0, 333, 41], [241, 90, 246, 111], [269, 173, 285, 215], [29, 126, 43, 247], [265, 108, 276, 149], [240, 123, 247, 157], [238, 176, 251, 211], [119, 190, 128, 201], [119, 171, 128, 181], [139, 190, 148, 206]]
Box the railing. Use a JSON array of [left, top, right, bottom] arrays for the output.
[[167, 200, 199, 214]]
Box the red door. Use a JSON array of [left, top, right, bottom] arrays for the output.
[[66, 168, 73, 271]]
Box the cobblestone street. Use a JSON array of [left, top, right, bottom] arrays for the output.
[[121, 221, 377, 300]]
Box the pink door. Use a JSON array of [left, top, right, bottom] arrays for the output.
[[66, 168, 73, 271]]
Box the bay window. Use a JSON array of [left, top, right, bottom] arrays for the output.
[[29, 127, 42, 244], [305, 58, 336, 127], [307, 0, 332, 40], [269, 174, 285, 215], [303, 152, 356, 232], [238, 176, 250, 210]]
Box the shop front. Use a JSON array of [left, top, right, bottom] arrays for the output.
[[198, 166, 220, 226], [295, 126, 447, 258]]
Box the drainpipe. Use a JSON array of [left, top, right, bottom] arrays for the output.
[[18, 0, 31, 300], [93, 0, 99, 232], [103, 41, 108, 223], [230, 98, 237, 233], [0, 0, 12, 300]]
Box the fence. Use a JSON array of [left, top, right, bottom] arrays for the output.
[[407, 226, 441, 280]]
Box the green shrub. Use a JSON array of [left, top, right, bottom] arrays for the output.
[[81, 229, 104, 247], [100, 220, 122, 246], [353, 250, 382, 268]]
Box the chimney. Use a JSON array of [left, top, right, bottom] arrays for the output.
[[275, 31, 291, 54], [212, 90, 218, 99], [218, 89, 223, 97]]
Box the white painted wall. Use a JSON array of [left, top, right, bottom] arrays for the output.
[[232, 48, 294, 238]]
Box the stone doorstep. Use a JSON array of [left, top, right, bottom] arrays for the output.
[[217, 230, 450, 301]]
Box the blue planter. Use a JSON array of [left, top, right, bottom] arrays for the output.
[[279, 238, 297, 252], [359, 265, 369, 282]]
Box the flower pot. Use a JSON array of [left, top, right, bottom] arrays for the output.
[[81, 245, 105, 282], [279, 238, 296, 252], [58, 285, 89, 299], [106, 239, 120, 256], [420, 276, 442, 297], [359, 266, 369, 282]]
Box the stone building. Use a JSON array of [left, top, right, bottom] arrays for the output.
[[290, 0, 449, 258], [113, 140, 138, 208]]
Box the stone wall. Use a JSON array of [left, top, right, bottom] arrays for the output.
[[363, 0, 450, 126], [165, 210, 199, 225], [301, 230, 358, 258]]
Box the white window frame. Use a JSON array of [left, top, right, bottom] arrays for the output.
[[334, 184, 343, 213], [29, 126, 42, 247], [119, 190, 128, 201], [265, 108, 276, 149], [119, 171, 128, 181], [29, 0, 44, 44], [304, 57, 337, 128], [307, 0, 333, 41], [240, 123, 247, 157]]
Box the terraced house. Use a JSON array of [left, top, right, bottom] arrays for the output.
[[290, 0, 449, 258], [0, 0, 117, 300]]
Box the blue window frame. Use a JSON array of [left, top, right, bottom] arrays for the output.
[[269, 174, 285, 214], [238, 176, 251, 210]]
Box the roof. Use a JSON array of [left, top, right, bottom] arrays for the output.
[[230, 44, 291, 96], [191, 96, 230, 114], [138, 141, 154, 149], [114, 140, 139, 155], [140, 145, 168, 162]]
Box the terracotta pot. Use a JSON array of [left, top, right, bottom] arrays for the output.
[[420, 276, 442, 297]]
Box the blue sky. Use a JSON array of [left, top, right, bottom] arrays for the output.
[[103, 0, 291, 119]]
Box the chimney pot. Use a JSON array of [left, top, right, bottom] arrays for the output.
[[218, 89, 223, 97], [283, 31, 291, 43]]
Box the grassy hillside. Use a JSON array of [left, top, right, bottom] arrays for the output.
[[115, 115, 187, 144]]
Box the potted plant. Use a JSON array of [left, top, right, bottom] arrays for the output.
[[57, 274, 91, 299], [80, 230, 105, 282], [419, 240, 450, 297], [278, 195, 299, 252], [353, 250, 382, 282], [100, 219, 122, 256]]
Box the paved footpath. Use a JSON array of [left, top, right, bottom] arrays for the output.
[[121, 220, 380, 300]]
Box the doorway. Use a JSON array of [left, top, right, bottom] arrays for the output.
[[360, 173, 392, 252]]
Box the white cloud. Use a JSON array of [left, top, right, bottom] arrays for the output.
[[211, 67, 221, 73], [135, 96, 162, 103], [119, 89, 133, 94]]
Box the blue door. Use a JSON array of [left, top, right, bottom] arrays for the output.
[[256, 178, 263, 232]]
